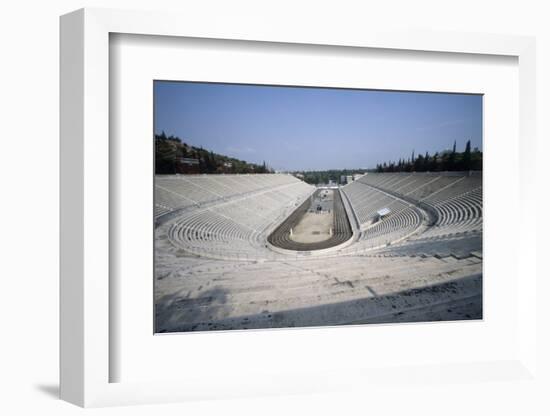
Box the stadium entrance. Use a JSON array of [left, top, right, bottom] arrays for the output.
[[289, 189, 334, 243]]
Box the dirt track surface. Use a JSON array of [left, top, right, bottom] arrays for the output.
[[268, 189, 352, 251]]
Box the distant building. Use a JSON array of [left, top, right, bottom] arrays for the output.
[[176, 157, 200, 174], [340, 175, 347, 184], [346, 175, 353, 184]]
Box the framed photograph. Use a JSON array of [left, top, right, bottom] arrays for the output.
[[60, 8, 538, 407], [152, 81, 484, 334]]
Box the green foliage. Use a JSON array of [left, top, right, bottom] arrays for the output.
[[463, 140, 472, 171], [155, 131, 180, 174], [155, 132, 273, 174], [295, 169, 367, 185], [375, 142, 482, 173]]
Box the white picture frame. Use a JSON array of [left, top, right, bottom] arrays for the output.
[[60, 7, 538, 408]]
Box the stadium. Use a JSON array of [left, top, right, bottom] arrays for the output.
[[155, 170, 482, 332]]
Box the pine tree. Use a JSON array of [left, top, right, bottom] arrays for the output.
[[463, 140, 472, 171], [414, 154, 423, 171], [430, 152, 438, 171]]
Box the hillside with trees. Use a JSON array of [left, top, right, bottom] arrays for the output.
[[155, 132, 272, 174], [375, 140, 482, 173]]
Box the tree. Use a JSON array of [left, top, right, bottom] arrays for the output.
[[431, 152, 439, 171], [155, 134, 178, 173], [463, 140, 472, 171], [425, 153, 432, 171], [373, 142, 481, 174], [414, 154, 424, 171], [155, 133, 271, 175]]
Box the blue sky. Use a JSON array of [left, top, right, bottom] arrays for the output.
[[154, 81, 482, 171]]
